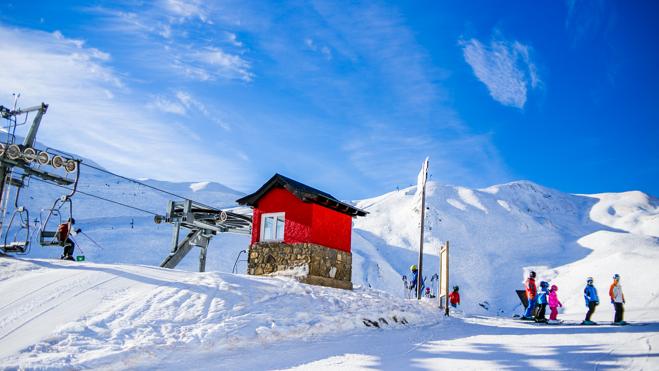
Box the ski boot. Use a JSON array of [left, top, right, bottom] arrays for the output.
[[581, 320, 598, 325]]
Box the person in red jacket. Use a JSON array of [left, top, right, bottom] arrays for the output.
[[57, 218, 80, 261], [522, 271, 538, 319], [449, 286, 461, 308]]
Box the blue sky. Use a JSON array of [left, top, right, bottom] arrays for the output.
[[1, 1, 657, 199]]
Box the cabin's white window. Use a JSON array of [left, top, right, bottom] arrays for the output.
[[260, 212, 285, 241]]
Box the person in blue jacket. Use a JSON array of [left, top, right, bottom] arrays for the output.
[[409, 265, 424, 298], [534, 281, 550, 323], [582, 277, 600, 325]]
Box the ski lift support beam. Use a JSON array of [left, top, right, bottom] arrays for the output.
[[0, 102, 80, 254], [156, 200, 251, 272]]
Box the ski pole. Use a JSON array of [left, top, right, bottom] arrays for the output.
[[79, 231, 105, 250], [70, 236, 85, 255]]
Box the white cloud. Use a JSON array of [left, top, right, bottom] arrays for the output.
[[0, 25, 250, 188], [226, 32, 243, 47], [151, 91, 231, 131], [90, 6, 252, 83], [462, 34, 540, 109], [186, 47, 253, 82], [150, 96, 187, 115], [162, 0, 209, 23], [305, 38, 333, 60]]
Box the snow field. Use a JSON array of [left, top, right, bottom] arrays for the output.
[[0, 258, 441, 369]]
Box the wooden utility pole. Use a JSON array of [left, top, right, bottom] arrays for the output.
[[416, 157, 429, 300]]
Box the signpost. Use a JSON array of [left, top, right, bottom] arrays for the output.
[[438, 241, 450, 315]]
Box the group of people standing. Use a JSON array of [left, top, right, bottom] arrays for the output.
[[522, 271, 627, 325]]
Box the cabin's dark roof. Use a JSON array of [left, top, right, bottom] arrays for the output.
[[236, 173, 368, 217]]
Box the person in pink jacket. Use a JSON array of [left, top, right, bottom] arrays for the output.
[[548, 284, 563, 321]]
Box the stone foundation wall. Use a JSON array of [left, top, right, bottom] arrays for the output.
[[248, 242, 352, 290]]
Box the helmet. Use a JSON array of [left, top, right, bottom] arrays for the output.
[[68, 217, 75, 224], [551, 284, 558, 291], [453, 285, 459, 291], [613, 274, 620, 280], [410, 265, 417, 272], [529, 271, 536, 278], [540, 281, 549, 288], [587, 277, 594, 284]]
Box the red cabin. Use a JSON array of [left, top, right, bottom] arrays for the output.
[[237, 174, 367, 289], [237, 174, 367, 251]]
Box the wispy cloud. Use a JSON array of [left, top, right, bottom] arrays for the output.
[[0, 25, 250, 188], [461, 33, 540, 109], [89, 3, 252, 83], [181, 47, 253, 82], [150, 91, 231, 131], [305, 38, 332, 60]]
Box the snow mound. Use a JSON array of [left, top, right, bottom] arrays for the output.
[[0, 258, 440, 369], [190, 181, 211, 192], [585, 191, 659, 237]]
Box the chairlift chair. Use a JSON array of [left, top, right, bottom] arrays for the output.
[[0, 206, 30, 254], [38, 160, 80, 248], [38, 195, 70, 247]]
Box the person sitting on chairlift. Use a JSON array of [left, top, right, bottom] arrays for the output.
[[58, 218, 81, 261]]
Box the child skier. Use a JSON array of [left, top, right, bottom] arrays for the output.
[[548, 284, 563, 322], [609, 274, 626, 325], [583, 277, 600, 325], [449, 286, 460, 308], [522, 271, 537, 320], [535, 281, 550, 323]]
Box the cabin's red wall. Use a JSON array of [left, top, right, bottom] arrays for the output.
[[251, 187, 312, 245], [250, 187, 354, 252], [310, 204, 352, 252]]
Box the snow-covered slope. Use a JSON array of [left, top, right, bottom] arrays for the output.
[[352, 181, 659, 321], [7, 159, 249, 272], [8, 156, 659, 321], [0, 258, 438, 369]]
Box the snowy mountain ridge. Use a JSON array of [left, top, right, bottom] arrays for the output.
[[6, 153, 659, 318], [352, 180, 659, 318]]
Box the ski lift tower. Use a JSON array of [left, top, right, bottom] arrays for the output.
[[156, 200, 252, 272], [0, 101, 80, 254]]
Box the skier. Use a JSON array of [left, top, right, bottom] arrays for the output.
[[521, 271, 537, 320], [449, 286, 460, 308], [582, 277, 600, 325], [535, 281, 550, 323], [609, 274, 626, 325], [548, 284, 563, 323], [57, 218, 81, 261], [408, 265, 424, 298]]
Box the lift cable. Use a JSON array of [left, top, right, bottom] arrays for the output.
[[80, 162, 224, 212], [29, 177, 160, 216]]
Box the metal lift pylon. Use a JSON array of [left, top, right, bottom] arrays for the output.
[[156, 200, 251, 272]]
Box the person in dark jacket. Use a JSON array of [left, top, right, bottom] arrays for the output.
[[583, 277, 600, 325], [58, 218, 80, 261], [522, 271, 537, 319], [534, 281, 550, 323]]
